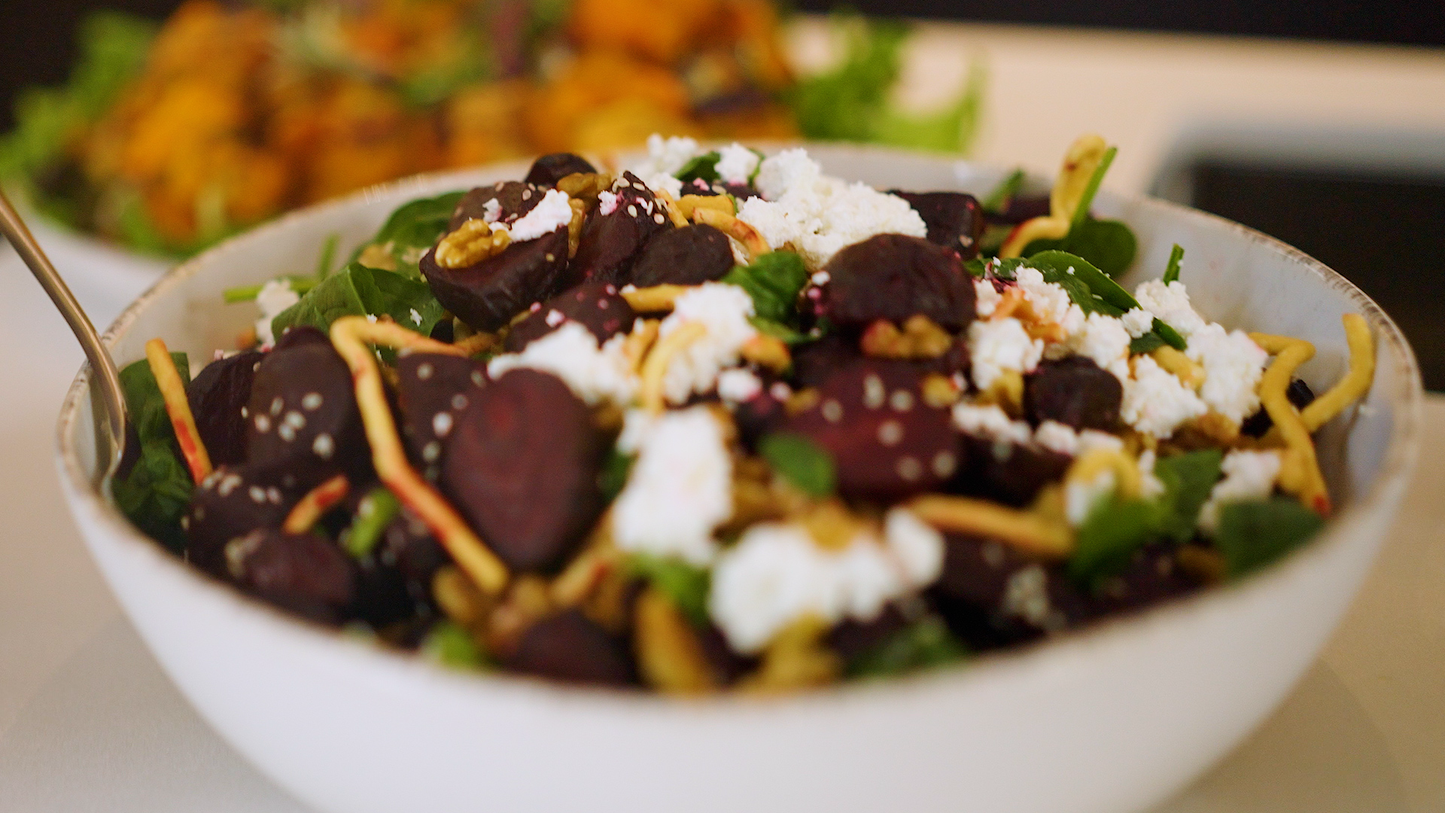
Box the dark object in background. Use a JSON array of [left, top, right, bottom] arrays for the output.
[[1187, 162, 1445, 391]]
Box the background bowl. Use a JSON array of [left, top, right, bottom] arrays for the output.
[[55, 145, 1421, 813]]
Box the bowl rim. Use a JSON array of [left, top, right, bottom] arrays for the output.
[[53, 143, 1424, 712]]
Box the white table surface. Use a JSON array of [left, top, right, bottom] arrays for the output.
[[3, 19, 1444, 812]]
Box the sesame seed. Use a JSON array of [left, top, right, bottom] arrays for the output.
[[654, 213, 665, 224], [522, 188, 533, 200], [433, 412, 454, 437], [451, 394, 468, 410], [423, 441, 441, 462], [249, 486, 266, 503], [470, 371, 485, 387], [219, 475, 241, 496], [932, 451, 957, 477], [278, 424, 296, 442], [896, 456, 923, 481], [545, 309, 566, 327], [417, 363, 433, 381], [312, 433, 335, 460], [878, 420, 904, 446], [545, 253, 556, 262], [270, 397, 284, 416], [240, 406, 248, 418], [821, 400, 844, 423], [301, 393, 323, 410], [890, 390, 915, 412], [254, 415, 271, 433], [285, 411, 306, 429], [863, 375, 886, 409], [267, 487, 282, 504], [627, 204, 638, 218]]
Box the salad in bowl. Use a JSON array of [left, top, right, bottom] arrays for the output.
[[103, 134, 1379, 694]]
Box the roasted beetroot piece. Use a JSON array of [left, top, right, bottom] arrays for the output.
[[732, 386, 788, 451], [1241, 377, 1316, 438], [441, 370, 607, 572], [187, 350, 262, 465], [1085, 542, 1203, 615], [955, 436, 1071, 507], [1023, 357, 1123, 430], [823, 234, 976, 333], [524, 153, 598, 188], [377, 507, 450, 612], [448, 181, 543, 230], [420, 227, 572, 332], [928, 533, 1090, 649], [790, 334, 862, 389], [503, 282, 635, 352], [272, 324, 331, 351], [505, 609, 635, 687], [826, 604, 911, 662], [627, 223, 735, 287], [224, 528, 357, 625], [186, 463, 300, 576], [245, 341, 366, 488], [695, 623, 755, 686], [569, 172, 670, 285], [784, 360, 960, 500], [890, 191, 985, 260], [394, 352, 488, 478], [988, 194, 1051, 225]]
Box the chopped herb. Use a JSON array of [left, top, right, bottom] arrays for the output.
[[1152, 449, 1223, 542], [421, 621, 489, 669], [1162, 244, 1185, 284], [1129, 333, 1165, 355], [1152, 318, 1187, 351], [1215, 498, 1325, 577], [1069, 146, 1117, 233], [720, 250, 809, 325], [627, 554, 711, 627], [675, 151, 721, 184], [759, 432, 837, 497], [342, 487, 400, 559], [847, 616, 967, 678]]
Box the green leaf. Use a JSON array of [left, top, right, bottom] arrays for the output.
[[354, 191, 465, 277], [421, 621, 489, 669], [342, 487, 401, 559], [1129, 333, 1165, 355], [869, 59, 985, 153], [1024, 218, 1137, 278], [112, 355, 193, 553], [749, 316, 809, 346], [846, 616, 967, 679], [1069, 497, 1160, 586], [271, 262, 447, 340], [676, 151, 721, 184], [1215, 498, 1325, 578], [1153, 318, 1187, 351], [627, 555, 711, 627], [1069, 146, 1117, 233], [981, 168, 1025, 213], [598, 450, 635, 502], [1162, 244, 1185, 285], [1153, 449, 1223, 542], [1024, 250, 1138, 316], [759, 433, 836, 497], [720, 250, 809, 324], [788, 16, 909, 144]]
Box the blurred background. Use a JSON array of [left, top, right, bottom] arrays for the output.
[[1, 0, 1443, 387]]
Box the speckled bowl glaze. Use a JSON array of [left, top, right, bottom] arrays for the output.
[[55, 145, 1421, 813]]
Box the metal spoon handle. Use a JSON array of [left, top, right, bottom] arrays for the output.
[[0, 188, 128, 467]]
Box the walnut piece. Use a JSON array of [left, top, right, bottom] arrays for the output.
[[435, 219, 512, 269], [861, 314, 954, 359]]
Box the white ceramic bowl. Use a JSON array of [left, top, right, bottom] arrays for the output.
[[55, 145, 1421, 813]]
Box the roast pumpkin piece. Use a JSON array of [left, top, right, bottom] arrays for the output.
[[419, 227, 572, 332], [1023, 357, 1123, 431], [503, 281, 636, 352], [890, 191, 986, 260], [186, 349, 262, 466], [186, 462, 301, 576], [822, 233, 977, 333], [224, 528, 358, 625], [393, 352, 489, 478], [440, 370, 608, 573], [627, 223, 735, 287], [504, 608, 636, 687], [569, 171, 670, 285], [783, 359, 960, 500], [524, 153, 599, 188], [244, 340, 367, 489]]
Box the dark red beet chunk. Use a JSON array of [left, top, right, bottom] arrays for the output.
[[441, 370, 607, 573], [245, 341, 366, 489], [1023, 357, 1123, 430], [823, 234, 976, 333], [186, 463, 300, 576], [448, 181, 543, 231], [524, 153, 598, 188], [988, 194, 1051, 225], [890, 191, 985, 260], [187, 350, 261, 466], [272, 325, 331, 351], [503, 282, 635, 352], [928, 533, 1091, 649], [627, 224, 735, 287], [569, 172, 670, 285], [1241, 378, 1315, 437], [1085, 542, 1203, 615], [420, 227, 572, 332], [784, 360, 959, 500], [505, 609, 635, 687], [953, 436, 1072, 507], [377, 507, 450, 613], [224, 528, 357, 625], [790, 334, 862, 389], [393, 352, 489, 479]]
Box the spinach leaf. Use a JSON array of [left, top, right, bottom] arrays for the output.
[[421, 621, 489, 670], [354, 191, 464, 277], [1163, 244, 1185, 284], [720, 250, 809, 324], [598, 450, 635, 502], [1068, 497, 1161, 586], [111, 354, 193, 553], [749, 316, 810, 346], [1024, 250, 1136, 315], [1214, 498, 1325, 578], [271, 262, 447, 339], [846, 616, 967, 679], [1069, 146, 1117, 232], [759, 433, 836, 497], [1153, 449, 1223, 542], [627, 555, 711, 627], [1153, 318, 1187, 351], [676, 151, 721, 184], [981, 168, 1026, 213], [1129, 333, 1165, 355], [1023, 218, 1138, 278]]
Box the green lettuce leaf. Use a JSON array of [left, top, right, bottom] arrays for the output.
[[759, 432, 836, 497], [353, 191, 465, 278], [1068, 497, 1161, 587], [111, 354, 193, 553], [720, 250, 809, 325], [627, 555, 711, 627], [1153, 449, 1224, 542], [846, 616, 967, 679], [271, 262, 448, 339], [1022, 218, 1137, 278], [1215, 498, 1326, 577]]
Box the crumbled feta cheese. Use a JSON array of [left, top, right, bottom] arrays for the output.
[[255, 279, 300, 347], [1015, 267, 1082, 330], [952, 403, 1033, 446], [481, 198, 502, 223], [631, 134, 701, 177], [1068, 311, 1132, 381], [1198, 450, 1282, 533], [656, 283, 758, 404], [1065, 470, 1116, 526], [1185, 323, 1269, 425], [883, 507, 945, 587], [409, 308, 423, 326], [974, 278, 1001, 318], [967, 317, 1044, 390], [716, 368, 763, 403], [638, 171, 683, 200], [506, 188, 572, 242], [1001, 565, 1057, 628], [597, 190, 619, 216], [487, 322, 638, 406], [612, 407, 732, 565], [1121, 355, 1208, 439], [752, 147, 822, 200], [1137, 449, 1166, 499], [1078, 429, 1125, 455], [715, 143, 761, 184], [1033, 420, 1080, 455], [1121, 308, 1155, 338], [1134, 279, 1206, 338]]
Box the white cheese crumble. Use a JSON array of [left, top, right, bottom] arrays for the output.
[[597, 190, 619, 216], [1066, 311, 1132, 382], [974, 278, 1002, 317], [967, 317, 1044, 391], [1121, 307, 1155, 338], [952, 402, 1033, 446], [707, 508, 943, 654], [626, 134, 701, 200], [716, 368, 763, 403], [1015, 267, 1083, 332], [656, 282, 758, 404], [1121, 355, 1208, 439], [1134, 279, 1206, 338], [255, 279, 300, 347], [487, 322, 637, 406], [481, 198, 502, 223], [1032, 420, 1127, 457], [1065, 470, 1115, 526], [1137, 449, 1166, 499], [714, 143, 760, 184], [505, 188, 572, 242], [612, 407, 733, 566], [1198, 449, 1281, 533], [1185, 323, 1269, 425]]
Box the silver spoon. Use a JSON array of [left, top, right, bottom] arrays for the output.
[[0, 188, 129, 479]]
